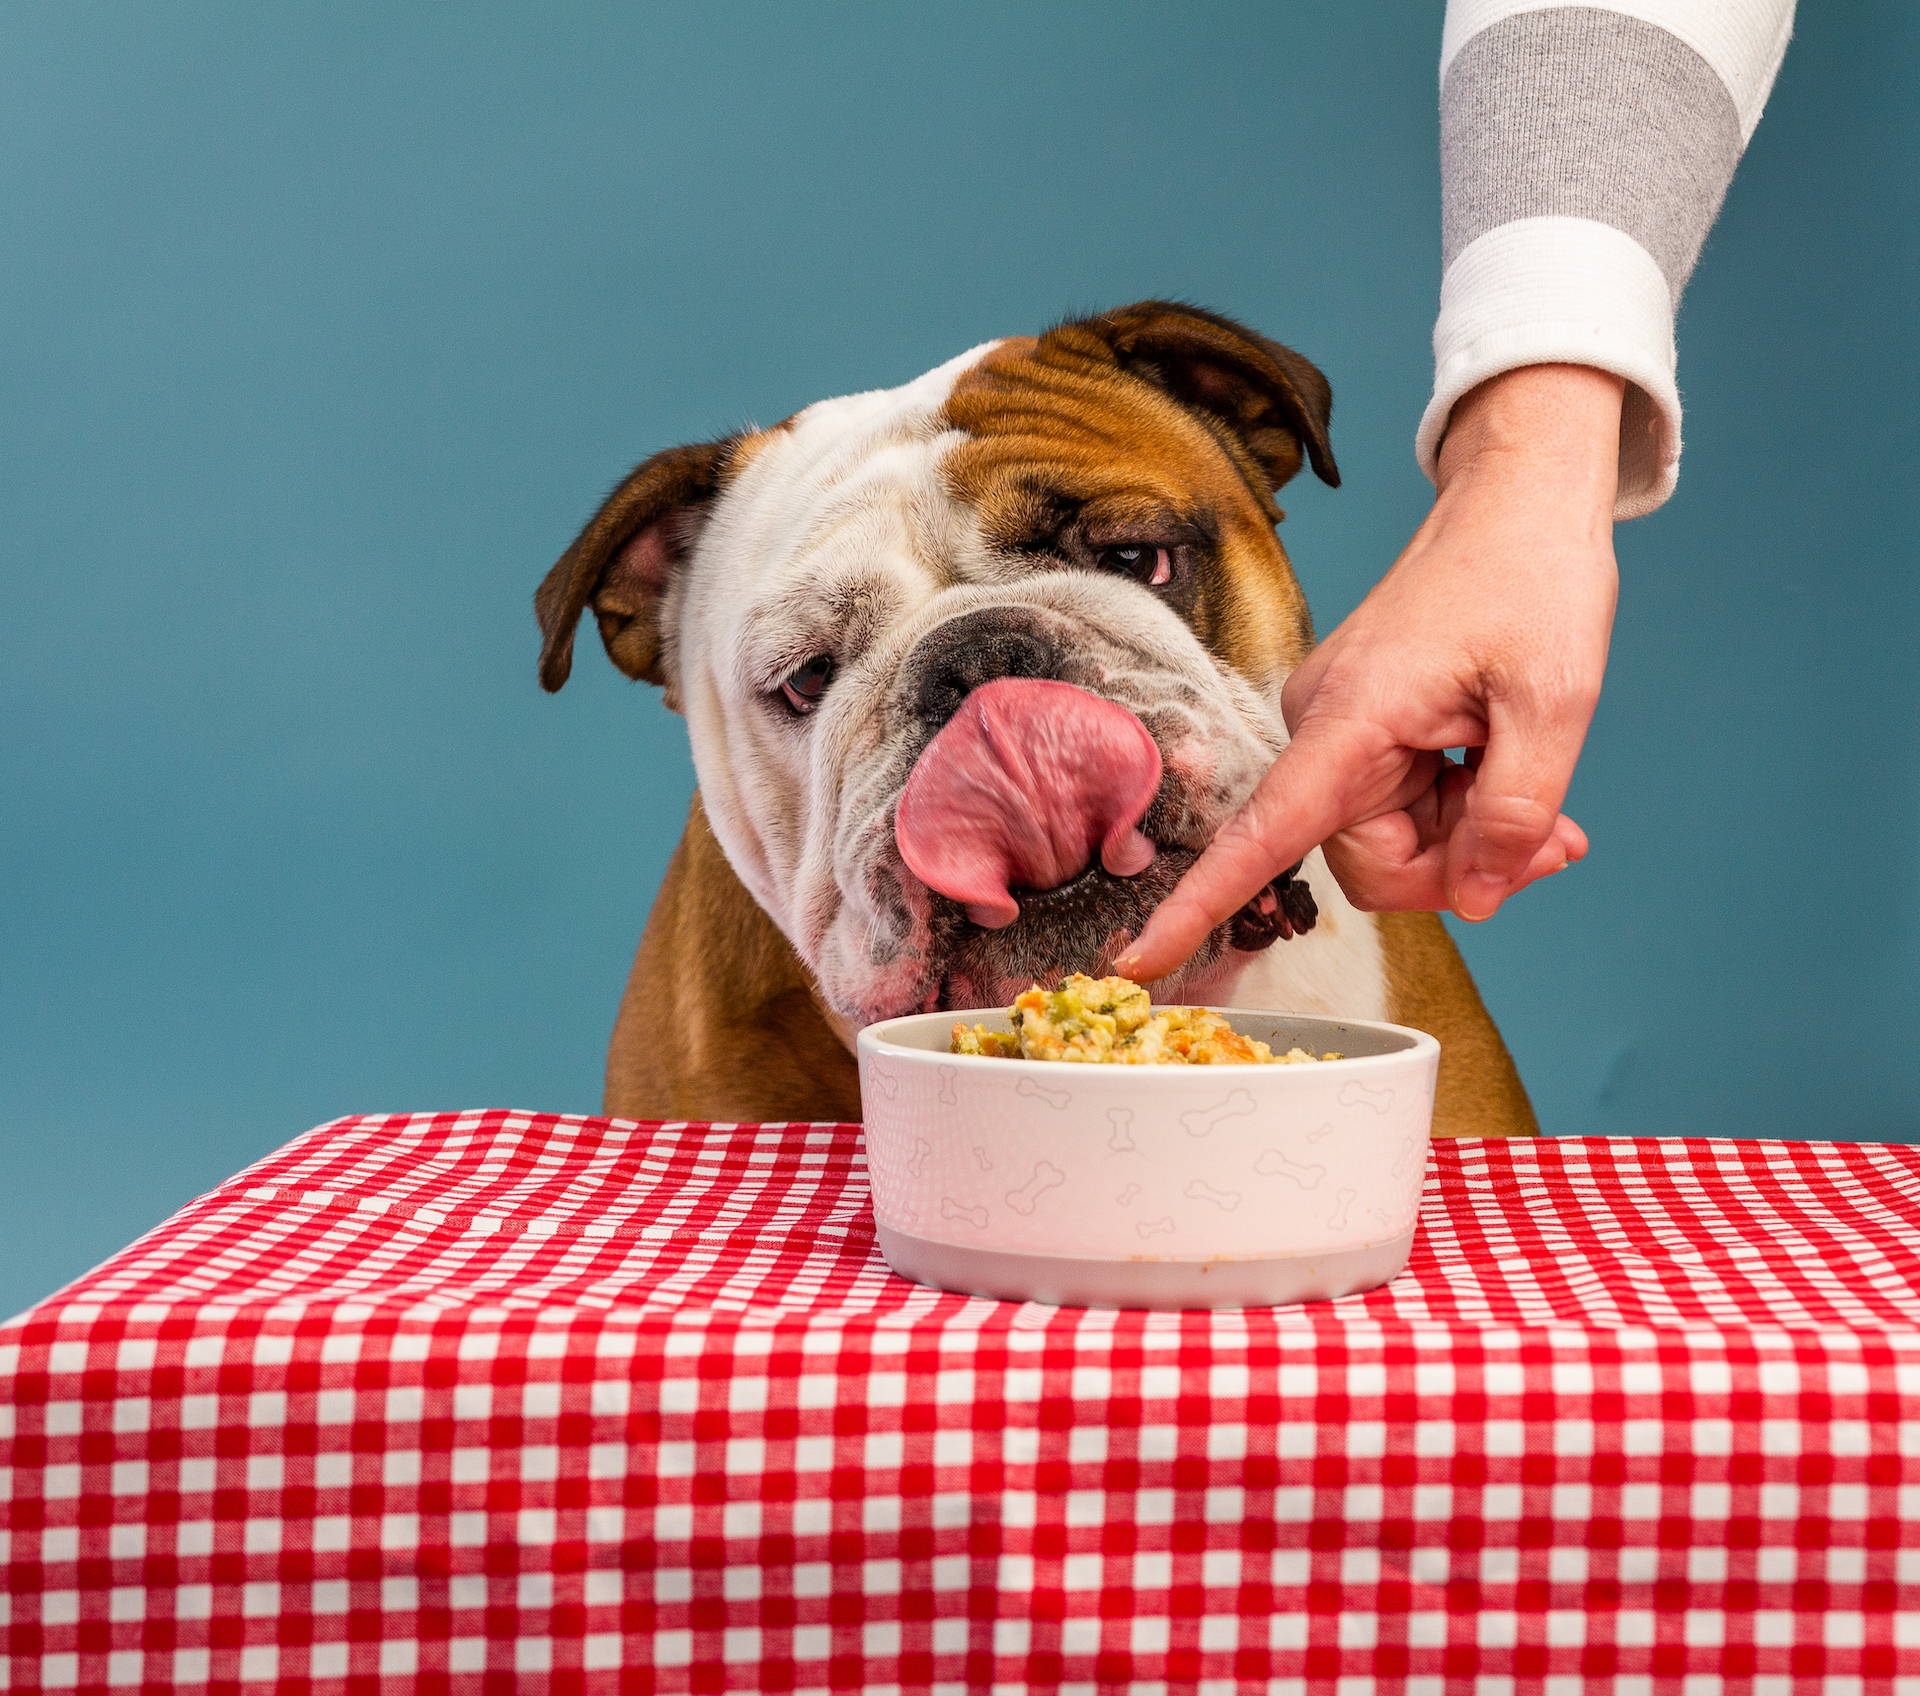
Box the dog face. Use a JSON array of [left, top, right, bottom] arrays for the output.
[[536, 303, 1339, 1024]]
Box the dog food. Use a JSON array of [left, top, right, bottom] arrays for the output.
[[951, 973, 1341, 1066]]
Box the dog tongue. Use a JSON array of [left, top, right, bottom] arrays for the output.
[[895, 678, 1161, 929]]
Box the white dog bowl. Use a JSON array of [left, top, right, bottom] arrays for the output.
[[856, 1008, 1439, 1309]]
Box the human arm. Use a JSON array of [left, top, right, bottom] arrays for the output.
[[1117, 0, 1795, 978]]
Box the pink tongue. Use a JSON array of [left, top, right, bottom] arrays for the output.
[[895, 678, 1162, 929]]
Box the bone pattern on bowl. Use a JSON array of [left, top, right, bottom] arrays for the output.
[[858, 1020, 1435, 1263]]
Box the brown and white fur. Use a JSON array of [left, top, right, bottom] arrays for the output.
[[536, 303, 1536, 1138]]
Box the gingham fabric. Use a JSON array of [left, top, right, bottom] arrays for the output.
[[5, 1113, 1919, 1694]]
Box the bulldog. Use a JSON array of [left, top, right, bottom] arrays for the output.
[[536, 302, 1536, 1138]]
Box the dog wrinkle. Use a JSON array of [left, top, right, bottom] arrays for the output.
[[737, 565, 911, 690], [939, 333, 1316, 680]]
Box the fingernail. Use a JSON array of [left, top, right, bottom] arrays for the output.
[[1453, 871, 1507, 922], [1114, 954, 1143, 978]]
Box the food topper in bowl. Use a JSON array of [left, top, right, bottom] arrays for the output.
[[857, 980, 1439, 1310]]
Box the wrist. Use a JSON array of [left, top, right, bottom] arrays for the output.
[[1434, 364, 1625, 515]]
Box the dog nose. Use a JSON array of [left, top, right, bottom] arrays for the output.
[[907, 611, 1062, 728]]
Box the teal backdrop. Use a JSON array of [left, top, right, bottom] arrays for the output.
[[4, 3, 1915, 1315]]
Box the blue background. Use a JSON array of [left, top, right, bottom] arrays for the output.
[[4, 3, 1915, 1316]]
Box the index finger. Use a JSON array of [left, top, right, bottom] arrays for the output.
[[1116, 720, 1384, 981]]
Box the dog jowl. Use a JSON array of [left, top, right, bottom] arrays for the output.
[[535, 301, 1536, 1136]]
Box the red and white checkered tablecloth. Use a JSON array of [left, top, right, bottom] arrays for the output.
[[5, 1113, 1920, 1693]]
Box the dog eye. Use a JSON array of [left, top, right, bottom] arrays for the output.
[[779, 654, 837, 715], [1094, 544, 1174, 588]]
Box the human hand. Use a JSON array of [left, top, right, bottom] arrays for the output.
[[1118, 363, 1623, 981]]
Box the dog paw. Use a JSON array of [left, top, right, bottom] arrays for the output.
[[1229, 862, 1318, 951]]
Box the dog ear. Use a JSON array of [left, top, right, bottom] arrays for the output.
[[1053, 300, 1339, 492], [535, 437, 736, 692]]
